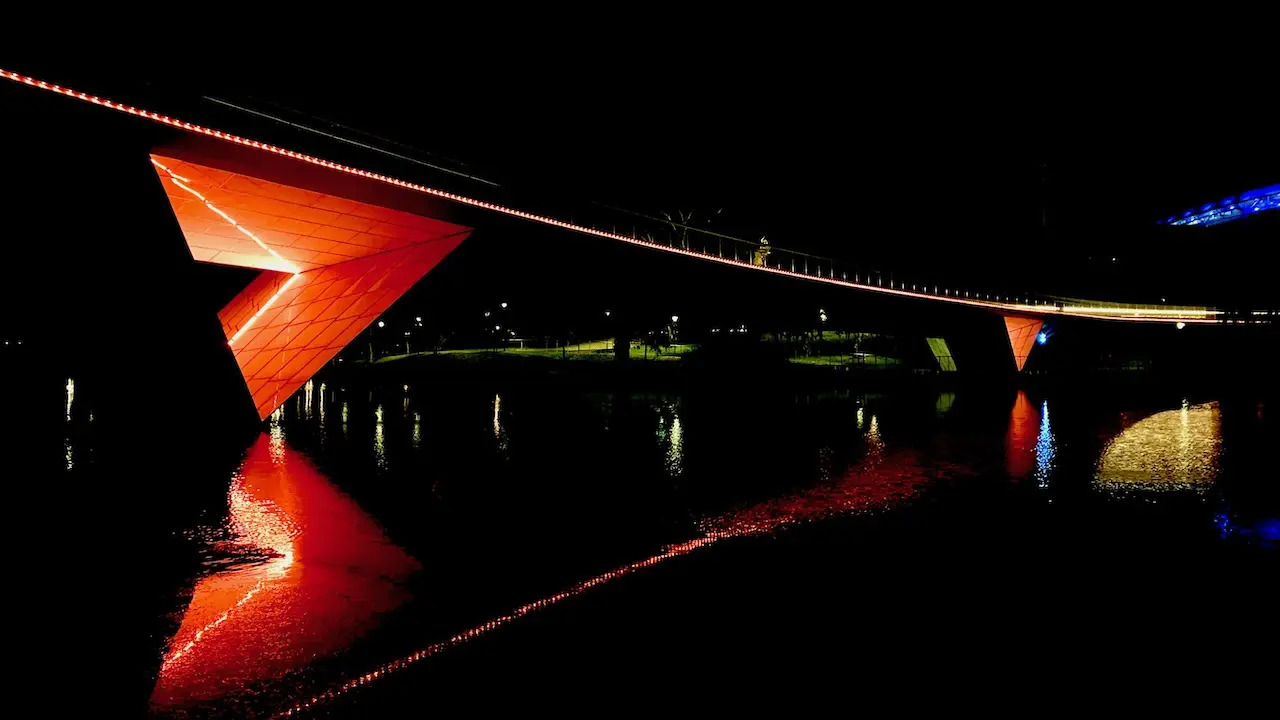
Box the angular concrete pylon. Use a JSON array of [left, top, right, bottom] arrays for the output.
[[1003, 316, 1043, 372], [150, 154, 472, 419]]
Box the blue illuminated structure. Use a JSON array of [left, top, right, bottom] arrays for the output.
[[1159, 183, 1280, 227], [1037, 331, 1048, 346]]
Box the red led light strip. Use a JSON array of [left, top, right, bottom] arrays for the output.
[[1, 67, 1227, 325], [275, 533, 726, 717], [274, 417, 913, 717]]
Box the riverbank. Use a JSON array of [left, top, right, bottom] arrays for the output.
[[317, 346, 1276, 399]]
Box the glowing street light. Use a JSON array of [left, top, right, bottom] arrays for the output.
[[500, 302, 508, 309], [671, 315, 679, 323], [377, 321, 385, 328], [1176, 322, 1186, 330]]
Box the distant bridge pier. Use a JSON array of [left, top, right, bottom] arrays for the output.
[[1003, 315, 1043, 372]]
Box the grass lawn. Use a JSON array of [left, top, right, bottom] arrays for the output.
[[371, 342, 698, 364]]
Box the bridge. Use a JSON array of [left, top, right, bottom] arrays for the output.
[[4, 67, 1273, 419]]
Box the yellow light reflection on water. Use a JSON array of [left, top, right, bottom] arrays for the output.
[[493, 394, 509, 456], [1095, 401, 1222, 493]]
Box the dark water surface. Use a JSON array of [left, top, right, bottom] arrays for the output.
[[59, 381, 1278, 716]]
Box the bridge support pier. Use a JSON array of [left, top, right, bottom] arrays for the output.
[[1003, 315, 1043, 372]]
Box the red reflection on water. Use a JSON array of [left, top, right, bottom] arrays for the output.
[[1006, 391, 1039, 479], [279, 424, 938, 718], [151, 432, 419, 710]]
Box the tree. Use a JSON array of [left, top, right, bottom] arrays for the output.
[[644, 329, 672, 358]]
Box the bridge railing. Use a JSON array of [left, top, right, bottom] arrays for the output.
[[579, 212, 1256, 323], [597, 214, 1067, 307]]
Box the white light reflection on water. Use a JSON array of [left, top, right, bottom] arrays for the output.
[[1095, 401, 1222, 493], [657, 402, 684, 477], [493, 394, 501, 439], [373, 405, 386, 470], [866, 414, 884, 460], [65, 378, 74, 421], [493, 394, 508, 456]]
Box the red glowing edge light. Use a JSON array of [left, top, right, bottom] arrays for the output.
[[1, 67, 1226, 325], [150, 157, 301, 344]]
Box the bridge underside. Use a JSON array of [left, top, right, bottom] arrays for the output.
[[150, 154, 471, 419]]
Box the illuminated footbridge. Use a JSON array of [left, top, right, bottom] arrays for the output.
[[3, 67, 1273, 415]]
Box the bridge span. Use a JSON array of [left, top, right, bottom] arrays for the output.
[[3, 67, 1272, 416]]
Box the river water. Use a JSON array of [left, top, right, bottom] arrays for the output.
[[60, 381, 1277, 717]]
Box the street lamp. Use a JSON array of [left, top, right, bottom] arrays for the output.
[[501, 302, 508, 309], [671, 315, 679, 323], [377, 321, 385, 328]]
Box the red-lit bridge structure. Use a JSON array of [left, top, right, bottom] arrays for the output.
[[4, 68, 1272, 420]]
